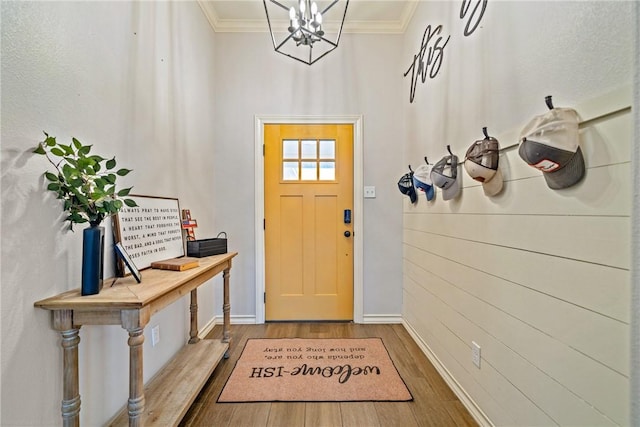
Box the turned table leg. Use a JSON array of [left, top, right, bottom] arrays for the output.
[[188, 289, 200, 344], [54, 310, 81, 427], [222, 264, 231, 358], [121, 308, 150, 427]]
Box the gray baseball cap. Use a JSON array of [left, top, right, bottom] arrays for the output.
[[518, 107, 584, 189], [431, 154, 460, 201]]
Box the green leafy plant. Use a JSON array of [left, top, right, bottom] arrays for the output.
[[33, 131, 138, 229]]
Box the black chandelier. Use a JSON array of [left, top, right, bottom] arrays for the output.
[[263, 0, 349, 66]]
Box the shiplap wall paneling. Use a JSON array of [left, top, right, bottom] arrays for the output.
[[402, 88, 631, 426], [404, 216, 629, 323], [403, 293, 519, 427], [404, 241, 627, 425], [404, 266, 619, 426], [405, 212, 629, 270]]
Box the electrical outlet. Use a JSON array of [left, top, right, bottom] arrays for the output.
[[151, 325, 160, 347], [471, 341, 481, 368], [364, 186, 376, 198]]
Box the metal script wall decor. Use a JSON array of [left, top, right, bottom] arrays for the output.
[[404, 25, 450, 104], [404, 0, 488, 103], [460, 0, 488, 37]]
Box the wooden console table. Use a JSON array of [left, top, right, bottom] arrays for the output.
[[34, 252, 237, 427]]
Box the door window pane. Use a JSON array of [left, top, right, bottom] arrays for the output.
[[301, 140, 317, 159], [319, 140, 335, 159], [281, 138, 336, 182], [319, 162, 335, 180], [283, 162, 299, 180], [283, 140, 298, 159], [301, 162, 317, 180]]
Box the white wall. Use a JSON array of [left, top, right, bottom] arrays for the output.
[[631, 3, 640, 425], [1, 2, 217, 425], [401, 1, 635, 426], [210, 32, 405, 320]]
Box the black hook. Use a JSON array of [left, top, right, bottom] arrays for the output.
[[545, 95, 554, 110], [447, 145, 454, 156], [408, 165, 413, 172], [482, 127, 490, 139], [424, 157, 430, 165]]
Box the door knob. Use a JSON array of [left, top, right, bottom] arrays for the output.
[[344, 231, 351, 237]]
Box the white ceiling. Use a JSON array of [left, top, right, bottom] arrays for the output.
[[197, 0, 418, 34]]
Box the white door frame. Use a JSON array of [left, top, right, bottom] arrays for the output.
[[254, 115, 364, 324]]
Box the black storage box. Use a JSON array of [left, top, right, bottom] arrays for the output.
[[187, 232, 227, 258]]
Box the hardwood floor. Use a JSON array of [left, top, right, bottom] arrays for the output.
[[180, 323, 478, 427]]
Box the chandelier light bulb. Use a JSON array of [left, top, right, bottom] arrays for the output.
[[311, 11, 321, 29], [311, 2, 318, 16], [299, 0, 305, 15], [289, 6, 296, 19], [316, 15, 324, 35]]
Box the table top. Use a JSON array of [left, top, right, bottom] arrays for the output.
[[34, 252, 237, 312]]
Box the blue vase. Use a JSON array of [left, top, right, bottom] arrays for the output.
[[81, 225, 104, 296]]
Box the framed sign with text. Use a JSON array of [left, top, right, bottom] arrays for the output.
[[113, 195, 184, 271]]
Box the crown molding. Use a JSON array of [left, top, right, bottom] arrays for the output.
[[197, 0, 418, 34]]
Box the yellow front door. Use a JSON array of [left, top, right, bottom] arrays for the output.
[[264, 124, 354, 321]]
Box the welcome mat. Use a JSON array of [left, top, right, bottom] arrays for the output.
[[218, 338, 413, 403]]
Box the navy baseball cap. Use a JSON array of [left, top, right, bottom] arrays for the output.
[[398, 172, 417, 203]]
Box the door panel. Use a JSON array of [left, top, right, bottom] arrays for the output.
[[264, 124, 353, 321], [314, 195, 338, 295], [280, 195, 303, 295]]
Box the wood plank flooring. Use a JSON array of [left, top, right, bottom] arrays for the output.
[[180, 323, 478, 427]]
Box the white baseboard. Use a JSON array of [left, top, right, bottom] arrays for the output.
[[402, 319, 493, 427], [362, 314, 403, 324], [198, 317, 218, 339], [199, 314, 401, 330], [197, 315, 258, 339], [225, 315, 257, 324]]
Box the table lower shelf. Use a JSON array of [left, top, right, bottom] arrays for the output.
[[107, 339, 229, 426]]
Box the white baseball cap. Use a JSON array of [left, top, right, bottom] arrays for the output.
[[518, 107, 584, 189], [412, 164, 435, 201]]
